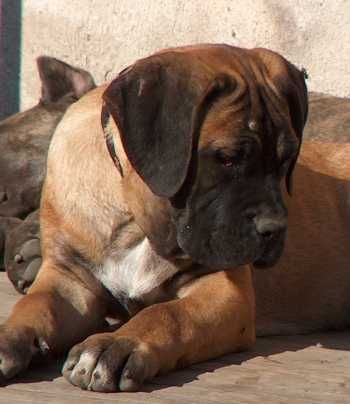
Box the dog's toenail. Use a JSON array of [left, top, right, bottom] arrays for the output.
[[17, 280, 25, 290], [34, 337, 50, 355], [78, 368, 86, 375], [93, 371, 101, 380], [38, 337, 50, 355], [14, 254, 23, 263]]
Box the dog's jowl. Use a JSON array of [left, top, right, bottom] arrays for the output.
[[0, 44, 348, 393]]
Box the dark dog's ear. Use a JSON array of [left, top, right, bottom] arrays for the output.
[[0, 217, 22, 269], [37, 56, 95, 103], [103, 58, 221, 197]]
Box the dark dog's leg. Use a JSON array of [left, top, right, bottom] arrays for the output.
[[4, 210, 41, 293], [0, 217, 22, 271], [0, 262, 108, 380], [63, 268, 255, 392]]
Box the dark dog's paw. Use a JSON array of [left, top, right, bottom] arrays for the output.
[[0, 216, 22, 270], [5, 211, 41, 293], [62, 333, 158, 392], [12, 239, 42, 293]]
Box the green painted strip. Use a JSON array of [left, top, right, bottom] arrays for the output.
[[0, 0, 22, 119]]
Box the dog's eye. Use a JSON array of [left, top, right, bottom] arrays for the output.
[[216, 150, 245, 168]]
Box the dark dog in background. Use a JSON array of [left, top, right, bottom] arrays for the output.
[[0, 57, 95, 292]]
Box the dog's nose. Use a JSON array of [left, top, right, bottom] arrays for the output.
[[254, 216, 287, 240]]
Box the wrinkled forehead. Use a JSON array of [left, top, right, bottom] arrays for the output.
[[199, 102, 249, 149], [198, 96, 298, 164]]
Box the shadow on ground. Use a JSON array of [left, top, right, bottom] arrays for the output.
[[4, 330, 350, 392]]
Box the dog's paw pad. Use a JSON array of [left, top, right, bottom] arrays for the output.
[[22, 257, 42, 280], [18, 239, 41, 261], [16, 257, 42, 294]]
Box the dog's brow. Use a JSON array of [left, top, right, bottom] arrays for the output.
[[229, 133, 262, 151], [236, 132, 262, 144], [208, 131, 261, 151]]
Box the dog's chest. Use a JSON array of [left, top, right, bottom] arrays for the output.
[[94, 239, 179, 306]]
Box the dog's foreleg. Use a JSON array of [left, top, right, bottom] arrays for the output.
[[0, 262, 108, 380], [63, 266, 255, 392]]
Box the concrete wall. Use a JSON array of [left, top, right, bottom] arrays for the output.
[[21, 0, 350, 109]]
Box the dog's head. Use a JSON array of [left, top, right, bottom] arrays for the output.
[[0, 56, 95, 218], [103, 45, 308, 270]]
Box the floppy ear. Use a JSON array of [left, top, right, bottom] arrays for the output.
[[102, 58, 221, 198], [252, 48, 308, 194], [279, 64, 308, 194]]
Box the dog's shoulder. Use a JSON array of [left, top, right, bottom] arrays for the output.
[[48, 84, 109, 159], [42, 82, 126, 260]]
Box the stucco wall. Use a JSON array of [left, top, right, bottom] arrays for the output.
[[21, 0, 350, 109]]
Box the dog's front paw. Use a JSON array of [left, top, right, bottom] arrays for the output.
[[62, 333, 159, 392], [5, 211, 41, 293], [0, 325, 38, 381]]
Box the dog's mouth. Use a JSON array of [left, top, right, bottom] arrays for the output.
[[176, 233, 286, 271], [170, 243, 284, 273], [252, 232, 286, 269], [252, 257, 275, 269], [170, 212, 287, 271], [164, 244, 191, 262], [173, 246, 191, 260]]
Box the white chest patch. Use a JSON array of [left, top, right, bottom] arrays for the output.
[[94, 238, 179, 301]]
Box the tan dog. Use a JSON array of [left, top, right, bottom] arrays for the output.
[[1, 44, 347, 393]]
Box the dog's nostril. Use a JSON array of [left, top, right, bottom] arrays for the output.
[[260, 230, 273, 239]]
